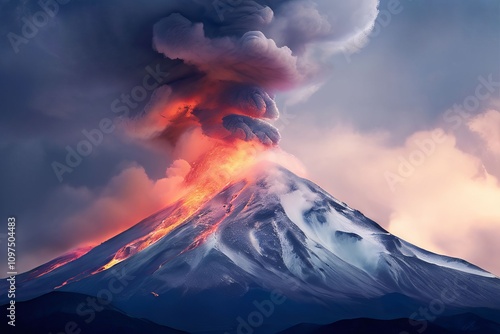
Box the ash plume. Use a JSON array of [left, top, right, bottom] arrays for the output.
[[138, 0, 379, 147]]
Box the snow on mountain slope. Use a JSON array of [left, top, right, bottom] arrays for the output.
[[2, 163, 499, 332]]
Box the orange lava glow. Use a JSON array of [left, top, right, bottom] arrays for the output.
[[181, 182, 249, 254], [29, 246, 92, 279], [94, 139, 265, 273], [54, 275, 79, 290]]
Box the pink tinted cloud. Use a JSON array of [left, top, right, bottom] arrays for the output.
[[65, 161, 191, 243], [20, 161, 191, 273], [468, 109, 500, 155], [282, 109, 500, 276]]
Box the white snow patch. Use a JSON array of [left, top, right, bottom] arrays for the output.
[[249, 230, 263, 256], [273, 220, 307, 278], [279, 183, 386, 273]]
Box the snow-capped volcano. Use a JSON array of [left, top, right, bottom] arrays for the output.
[[3, 163, 500, 333]]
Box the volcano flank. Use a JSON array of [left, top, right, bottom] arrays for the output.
[[2, 162, 500, 333]]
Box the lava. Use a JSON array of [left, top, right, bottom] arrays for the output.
[[94, 139, 265, 273], [182, 183, 250, 253], [54, 275, 78, 290], [28, 246, 93, 280]]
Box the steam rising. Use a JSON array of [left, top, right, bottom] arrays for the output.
[[141, 0, 379, 147]]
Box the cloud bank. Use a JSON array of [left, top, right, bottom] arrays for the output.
[[282, 107, 500, 276]]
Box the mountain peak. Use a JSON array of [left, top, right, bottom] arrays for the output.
[[2, 163, 499, 333]]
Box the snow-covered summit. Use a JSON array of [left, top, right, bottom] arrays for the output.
[[2, 163, 499, 332]]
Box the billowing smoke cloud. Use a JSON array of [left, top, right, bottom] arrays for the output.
[[137, 0, 379, 148], [1, 0, 379, 274]]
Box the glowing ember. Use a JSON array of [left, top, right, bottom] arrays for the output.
[[53, 273, 83, 290], [94, 140, 265, 273]]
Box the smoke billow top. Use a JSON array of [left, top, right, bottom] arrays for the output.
[[140, 0, 379, 147]]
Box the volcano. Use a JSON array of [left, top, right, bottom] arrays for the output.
[[2, 163, 500, 333]]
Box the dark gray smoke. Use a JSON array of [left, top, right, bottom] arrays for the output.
[[144, 0, 379, 146]]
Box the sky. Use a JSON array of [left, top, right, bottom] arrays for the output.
[[0, 0, 499, 276]]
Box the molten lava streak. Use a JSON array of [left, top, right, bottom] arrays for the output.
[[29, 247, 93, 280], [94, 140, 265, 273]]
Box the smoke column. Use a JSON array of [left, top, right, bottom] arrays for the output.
[[6, 0, 380, 274], [87, 0, 381, 270], [135, 0, 379, 150]]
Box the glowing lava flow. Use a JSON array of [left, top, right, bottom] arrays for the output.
[[94, 140, 265, 273], [28, 247, 92, 280]]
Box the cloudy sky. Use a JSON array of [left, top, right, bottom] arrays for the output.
[[0, 0, 499, 276]]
